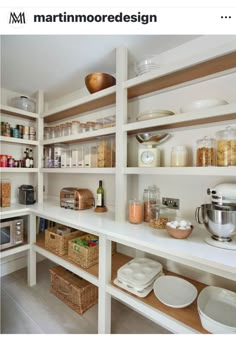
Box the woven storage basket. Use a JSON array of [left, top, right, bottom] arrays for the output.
[[45, 226, 84, 256], [49, 265, 98, 314], [68, 234, 116, 269]]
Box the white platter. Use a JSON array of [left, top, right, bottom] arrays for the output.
[[180, 98, 228, 113], [153, 275, 198, 308], [197, 286, 236, 333], [136, 110, 175, 121]]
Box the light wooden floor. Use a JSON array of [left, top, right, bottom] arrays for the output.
[[0, 259, 170, 334]]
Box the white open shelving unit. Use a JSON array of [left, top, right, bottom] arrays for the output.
[[1, 37, 236, 334]]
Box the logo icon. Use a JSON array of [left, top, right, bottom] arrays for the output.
[[9, 11, 26, 25]]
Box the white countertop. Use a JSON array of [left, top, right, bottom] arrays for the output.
[[1, 197, 236, 281]]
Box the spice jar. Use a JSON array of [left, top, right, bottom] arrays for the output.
[[129, 199, 143, 224], [143, 185, 160, 222], [216, 126, 236, 166], [171, 145, 188, 167], [196, 136, 216, 166]]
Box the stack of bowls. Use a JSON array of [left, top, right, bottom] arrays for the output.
[[135, 57, 159, 76]]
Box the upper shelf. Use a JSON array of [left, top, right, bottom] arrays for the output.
[[42, 126, 116, 145], [124, 103, 236, 134], [0, 104, 38, 120], [0, 136, 38, 146], [43, 86, 116, 123], [125, 51, 236, 99]]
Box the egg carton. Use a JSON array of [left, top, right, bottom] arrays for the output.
[[117, 257, 163, 288]]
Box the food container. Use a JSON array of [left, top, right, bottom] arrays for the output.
[[97, 136, 115, 167], [0, 179, 11, 207], [171, 145, 188, 167], [196, 136, 216, 166], [149, 204, 170, 229], [143, 186, 160, 222], [216, 126, 236, 166], [129, 199, 143, 224], [11, 96, 36, 113]]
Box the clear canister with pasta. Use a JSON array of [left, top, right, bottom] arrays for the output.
[[216, 126, 236, 166], [196, 136, 216, 166]]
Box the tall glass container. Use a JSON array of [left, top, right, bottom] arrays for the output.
[[196, 136, 216, 166], [143, 185, 160, 222], [216, 126, 236, 166]]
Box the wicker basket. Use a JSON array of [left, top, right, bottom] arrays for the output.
[[68, 234, 116, 269], [49, 266, 98, 314], [45, 226, 85, 256]]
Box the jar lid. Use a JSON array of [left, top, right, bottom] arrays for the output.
[[216, 126, 236, 139], [197, 135, 215, 146]]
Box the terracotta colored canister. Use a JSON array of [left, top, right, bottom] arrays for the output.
[[129, 199, 143, 224]]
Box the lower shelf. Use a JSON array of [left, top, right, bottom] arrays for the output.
[[35, 233, 208, 334], [0, 243, 30, 259]]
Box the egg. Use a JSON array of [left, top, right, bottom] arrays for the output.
[[179, 220, 187, 227]]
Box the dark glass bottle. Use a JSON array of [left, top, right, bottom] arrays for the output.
[[96, 180, 104, 207]]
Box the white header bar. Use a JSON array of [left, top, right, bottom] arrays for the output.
[[1, 5, 236, 34]]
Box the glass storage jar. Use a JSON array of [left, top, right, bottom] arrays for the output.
[[196, 136, 216, 166], [216, 126, 236, 166], [149, 204, 170, 229], [143, 185, 160, 222], [129, 199, 143, 224], [171, 145, 188, 167]]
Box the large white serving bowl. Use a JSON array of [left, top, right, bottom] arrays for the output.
[[197, 286, 236, 334], [180, 98, 228, 113]]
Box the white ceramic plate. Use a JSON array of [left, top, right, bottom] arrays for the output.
[[197, 286, 236, 333], [153, 275, 198, 308], [136, 110, 175, 121], [180, 99, 228, 113]]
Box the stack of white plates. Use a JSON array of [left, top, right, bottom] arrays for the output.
[[136, 109, 175, 121], [114, 257, 163, 297], [197, 286, 236, 334]]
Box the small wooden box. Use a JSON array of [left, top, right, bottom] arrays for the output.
[[0, 180, 11, 207]]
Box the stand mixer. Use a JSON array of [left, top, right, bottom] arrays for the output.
[[196, 183, 236, 250]]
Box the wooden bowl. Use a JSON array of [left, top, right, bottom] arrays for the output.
[[85, 73, 116, 94], [166, 225, 194, 239]]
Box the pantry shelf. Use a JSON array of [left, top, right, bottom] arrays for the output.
[[43, 87, 116, 123], [124, 167, 236, 176], [42, 127, 116, 145], [0, 136, 39, 146], [0, 167, 39, 173], [34, 233, 99, 286], [0, 104, 38, 120], [0, 243, 30, 259], [124, 103, 236, 134], [125, 51, 236, 99], [40, 168, 115, 174]]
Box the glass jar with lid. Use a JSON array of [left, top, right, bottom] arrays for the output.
[[171, 145, 188, 167], [72, 121, 79, 135], [149, 204, 170, 229], [216, 126, 236, 166], [196, 136, 216, 166], [143, 185, 160, 222]]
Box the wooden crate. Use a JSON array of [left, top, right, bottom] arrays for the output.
[[68, 234, 116, 268], [49, 265, 98, 314], [45, 226, 85, 256]]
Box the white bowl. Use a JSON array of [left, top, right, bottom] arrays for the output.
[[197, 286, 236, 333], [180, 99, 228, 113]]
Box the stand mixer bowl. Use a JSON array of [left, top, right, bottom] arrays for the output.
[[196, 204, 236, 242]]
